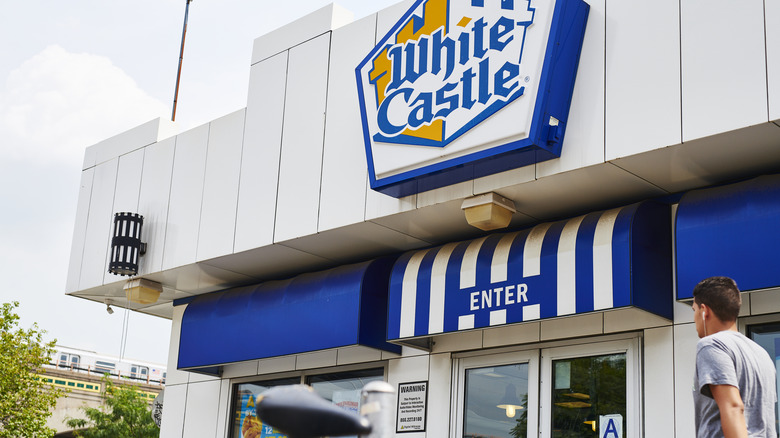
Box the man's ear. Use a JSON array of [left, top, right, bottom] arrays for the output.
[[700, 303, 708, 319]]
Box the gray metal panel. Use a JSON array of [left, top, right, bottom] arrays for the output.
[[274, 33, 331, 242]]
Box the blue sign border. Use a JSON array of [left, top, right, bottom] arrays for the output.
[[356, 0, 590, 198]]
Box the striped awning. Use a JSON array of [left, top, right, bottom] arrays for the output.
[[387, 201, 672, 342]]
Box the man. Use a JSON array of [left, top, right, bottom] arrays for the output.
[[693, 276, 777, 438]]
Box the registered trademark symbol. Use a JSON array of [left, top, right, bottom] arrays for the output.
[[524, 76, 530, 83]]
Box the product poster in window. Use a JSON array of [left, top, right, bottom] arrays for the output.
[[397, 381, 428, 432], [236, 392, 285, 438]]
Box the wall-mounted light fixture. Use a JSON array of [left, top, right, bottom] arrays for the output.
[[108, 212, 146, 276], [497, 384, 524, 418], [124, 278, 163, 305], [462, 193, 516, 231]]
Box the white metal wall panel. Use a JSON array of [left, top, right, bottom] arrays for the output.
[[182, 381, 223, 438], [365, 2, 418, 220], [162, 124, 209, 271], [673, 323, 698, 437], [166, 305, 189, 386], [65, 168, 94, 293], [427, 353, 452, 438], [388, 354, 429, 389], [605, 0, 681, 160], [234, 52, 288, 253], [318, 15, 375, 232], [159, 383, 186, 438], [215, 379, 232, 438], [296, 350, 338, 370], [137, 137, 175, 275], [78, 158, 118, 290], [251, 4, 353, 64], [537, 0, 606, 178], [681, 0, 768, 141], [102, 149, 144, 285], [767, 0, 780, 121], [274, 34, 331, 242], [197, 109, 245, 261], [82, 118, 161, 170], [644, 326, 676, 438]]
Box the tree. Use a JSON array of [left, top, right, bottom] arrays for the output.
[[66, 377, 159, 438], [0, 301, 64, 438]]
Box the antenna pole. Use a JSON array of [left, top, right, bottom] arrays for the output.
[[172, 0, 193, 121]]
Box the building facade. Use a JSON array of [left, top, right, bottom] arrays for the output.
[[66, 1, 780, 437]]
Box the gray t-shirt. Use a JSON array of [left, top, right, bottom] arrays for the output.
[[694, 330, 777, 438]]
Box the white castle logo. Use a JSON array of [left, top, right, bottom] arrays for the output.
[[358, 0, 537, 148]]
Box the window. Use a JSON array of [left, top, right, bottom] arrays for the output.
[[58, 353, 80, 369], [549, 354, 626, 437], [94, 361, 115, 374], [229, 368, 385, 438], [456, 350, 539, 438], [748, 322, 780, 434], [230, 377, 300, 438], [131, 365, 149, 379], [307, 368, 384, 415], [456, 338, 639, 438]]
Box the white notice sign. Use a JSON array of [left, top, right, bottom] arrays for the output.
[[396, 381, 427, 433]]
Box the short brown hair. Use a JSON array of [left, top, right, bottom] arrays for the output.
[[692, 276, 742, 322]]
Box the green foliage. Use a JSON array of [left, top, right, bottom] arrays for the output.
[[0, 301, 64, 438], [66, 377, 159, 438]]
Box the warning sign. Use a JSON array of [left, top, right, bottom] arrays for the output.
[[396, 381, 428, 433]]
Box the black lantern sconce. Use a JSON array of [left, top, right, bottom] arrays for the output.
[[108, 212, 146, 276]]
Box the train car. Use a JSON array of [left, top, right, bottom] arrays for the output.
[[49, 345, 166, 385]]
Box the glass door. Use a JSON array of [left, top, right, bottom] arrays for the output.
[[454, 338, 639, 438], [540, 339, 640, 438], [747, 322, 780, 434], [455, 350, 540, 438]]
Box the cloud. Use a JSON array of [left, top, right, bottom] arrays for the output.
[[0, 45, 168, 166]]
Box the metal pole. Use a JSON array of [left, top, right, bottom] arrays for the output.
[[171, 0, 193, 121], [359, 381, 395, 438]]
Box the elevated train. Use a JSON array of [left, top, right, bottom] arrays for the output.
[[48, 345, 166, 385]]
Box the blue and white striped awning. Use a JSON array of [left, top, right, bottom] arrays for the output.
[[387, 201, 672, 341]]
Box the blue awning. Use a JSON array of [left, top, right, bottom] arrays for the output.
[[178, 258, 401, 374], [387, 201, 672, 342], [676, 174, 780, 299]]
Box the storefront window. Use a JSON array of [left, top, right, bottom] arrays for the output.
[[230, 377, 300, 438], [307, 368, 384, 412], [748, 322, 780, 434], [230, 368, 384, 438], [307, 368, 384, 438], [551, 354, 626, 438], [463, 363, 530, 438]]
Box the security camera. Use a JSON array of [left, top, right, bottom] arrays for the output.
[[105, 299, 114, 315]]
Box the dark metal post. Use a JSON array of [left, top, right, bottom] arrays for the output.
[[172, 0, 193, 121]]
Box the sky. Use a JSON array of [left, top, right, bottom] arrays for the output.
[[0, 0, 400, 366]]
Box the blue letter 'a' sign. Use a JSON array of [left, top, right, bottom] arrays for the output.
[[603, 419, 619, 438]]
